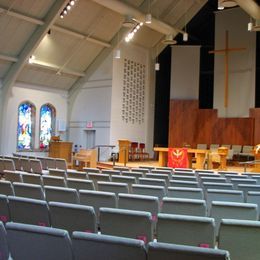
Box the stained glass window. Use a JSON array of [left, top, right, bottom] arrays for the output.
[[17, 101, 35, 150], [39, 104, 56, 149]]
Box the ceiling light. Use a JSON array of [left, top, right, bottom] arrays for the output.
[[145, 13, 152, 24], [161, 34, 177, 45], [155, 62, 160, 71], [248, 21, 253, 31], [218, 0, 237, 10], [124, 22, 143, 43], [60, 0, 78, 19], [114, 49, 121, 59], [183, 32, 188, 41]]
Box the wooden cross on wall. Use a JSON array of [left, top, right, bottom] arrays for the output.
[[209, 30, 246, 108]]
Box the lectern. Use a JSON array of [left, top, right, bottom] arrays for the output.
[[252, 144, 260, 172], [49, 141, 73, 163], [118, 139, 130, 164]]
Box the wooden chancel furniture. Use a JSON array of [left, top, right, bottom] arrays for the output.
[[73, 149, 97, 169]]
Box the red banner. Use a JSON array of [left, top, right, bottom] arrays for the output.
[[168, 148, 189, 168]]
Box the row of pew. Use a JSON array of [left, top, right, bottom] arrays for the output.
[[0, 221, 231, 260], [1, 166, 260, 259], [1, 192, 260, 259]]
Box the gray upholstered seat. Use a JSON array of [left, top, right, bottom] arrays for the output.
[[0, 180, 14, 196], [210, 201, 258, 234], [72, 232, 146, 260], [0, 221, 10, 260], [55, 158, 67, 171], [79, 190, 117, 218], [201, 177, 227, 183], [42, 175, 67, 187], [88, 173, 110, 189], [169, 180, 199, 188], [0, 195, 10, 224], [83, 167, 100, 173], [97, 181, 129, 196], [6, 222, 74, 260], [22, 173, 43, 185], [20, 158, 32, 173], [247, 191, 260, 218], [111, 175, 136, 192], [206, 189, 244, 209], [67, 171, 88, 180], [49, 168, 67, 178], [121, 171, 144, 181], [203, 182, 234, 190], [219, 219, 260, 260], [132, 184, 166, 201], [3, 159, 16, 172], [44, 186, 79, 204], [167, 187, 204, 200], [30, 159, 48, 174], [139, 178, 167, 188], [146, 173, 170, 185], [118, 193, 159, 220], [67, 178, 95, 191], [237, 184, 260, 201], [171, 175, 197, 182], [13, 182, 45, 200], [231, 178, 257, 189], [100, 207, 153, 243], [161, 197, 207, 217], [4, 171, 23, 183], [8, 196, 50, 226], [147, 241, 230, 260], [157, 213, 215, 248], [45, 158, 56, 169], [101, 169, 121, 176], [49, 201, 97, 235]]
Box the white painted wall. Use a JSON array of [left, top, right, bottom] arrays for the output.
[[68, 54, 113, 160], [110, 43, 154, 155], [214, 8, 256, 117], [1, 83, 67, 155], [170, 46, 201, 99]]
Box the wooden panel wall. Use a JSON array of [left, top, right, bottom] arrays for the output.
[[169, 100, 257, 148], [250, 108, 260, 144]]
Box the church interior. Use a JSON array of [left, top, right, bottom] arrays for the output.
[[1, 0, 260, 259]]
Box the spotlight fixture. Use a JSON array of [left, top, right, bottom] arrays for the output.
[[125, 22, 144, 43], [28, 55, 35, 64], [145, 0, 152, 24], [145, 13, 152, 24], [60, 0, 78, 19]]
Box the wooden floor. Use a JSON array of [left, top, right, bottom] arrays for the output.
[[98, 159, 253, 173]]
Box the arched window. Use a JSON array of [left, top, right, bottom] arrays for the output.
[[17, 101, 36, 150], [39, 103, 56, 149]]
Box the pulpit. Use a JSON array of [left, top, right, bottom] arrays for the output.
[[118, 139, 130, 164], [49, 141, 73, 163], [218, 147, 228, 170]]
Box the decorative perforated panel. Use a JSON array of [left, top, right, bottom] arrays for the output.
[[122, 58, 145, 124]]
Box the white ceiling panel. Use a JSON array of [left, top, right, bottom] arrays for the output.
[[18, 66, 78, 90], [0, 0, 208, 91]]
